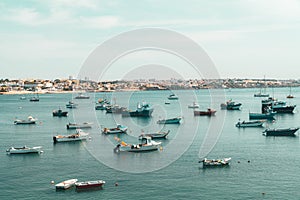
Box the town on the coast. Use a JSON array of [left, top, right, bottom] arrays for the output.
[[0, 77, 299, 94]]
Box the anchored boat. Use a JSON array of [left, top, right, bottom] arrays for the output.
[[114, 136, 161, 153], [157, 117, 182, 124], [263, 127, 299, 136], [200, 158, 231, 167], [101, 124, 128, 134], [6, 146, 42, 154], [53, 129, 89, 143]]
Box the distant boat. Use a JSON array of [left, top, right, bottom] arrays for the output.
[[122, 102, 154, 117], [235, 120, 265, 128], [53, 129, 89, 143], [106, 105, 126, 114], [254, 76, 269, 97], [287, 87, 294, 99], [165, 101, 170, 105], [114, 136, 161, 153], [52, 108, 68, 117], [75, 93, 90, 99], [66, 122, 92, 129], [75, 180, 105, 190], [220, 100, 242, 110], [66, 101, 78, 109], [249, 112, 275, 120], [6, 146, 42, 154], [20, 96, 26, 100], [157, 117, 182, 124], [167, 94, 179, 100], [14, 116, 37, 125], [29, 96, 39, 102], [55, 179, 78, 190], [188, 102, 200, 108], [262, 97, 295, 113], [101, 124, 128, 134], [263, 127, 299, 136], [200, 157, 231, 167], [138, 130, 170, 139], [194, 108, 216, 116]]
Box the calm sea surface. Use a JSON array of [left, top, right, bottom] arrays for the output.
[[1, 88, 300, 199]]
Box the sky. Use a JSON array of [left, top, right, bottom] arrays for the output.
[[1, 0, 300, 80]]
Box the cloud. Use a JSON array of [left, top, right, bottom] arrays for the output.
[[79, 16, 120, 29]]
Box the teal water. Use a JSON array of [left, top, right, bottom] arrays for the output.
[[0, 88, 300, 199]]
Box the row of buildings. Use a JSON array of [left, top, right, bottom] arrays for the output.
[[0, 78, 299, 94]]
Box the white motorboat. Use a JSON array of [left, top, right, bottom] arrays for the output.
[[55, 179, 78, 190], [66, 101, 78, 109], [14, 116, 37, 125], [75, 93, 90, 99], [200, 157, 231, 167], [6, 146, 42, 154], [53, 129, 89, 143], [114, 136, 161, 152]]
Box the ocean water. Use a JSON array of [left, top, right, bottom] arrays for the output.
[[0, 88, 300, 200]]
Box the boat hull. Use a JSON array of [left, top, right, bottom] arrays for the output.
[[66, 124, 92, 129], [263, 128, 299, 136], [7, 146, 42, 154], [129, 109, 153, 117], [236, 121, 264, 128], [272, 106, 295, 113], [75, 180, 105, 189], [53, 111, 68, 117], [157, 118, 181, 124], [194, 110, 216, 116], [249, 113, 275, 120]]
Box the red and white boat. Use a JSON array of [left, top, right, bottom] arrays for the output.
[[75, 180, 105, 189]]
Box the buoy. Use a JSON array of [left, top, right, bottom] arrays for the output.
[[115, 182, 118, 186], [237, 161, 240, 163], [160, 146, 163, 151], [51, 181, 55, 184], [248, 160, 250, 163], [262, 192, 265, 195]]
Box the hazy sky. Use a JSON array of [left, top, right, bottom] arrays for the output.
[[1, 0, 300, 80]]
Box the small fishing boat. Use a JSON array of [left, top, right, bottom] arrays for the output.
[[167, 94, 179, 100], [200, 157, 231, 167], [66, 101, 78, 109], [20, 96, 26, 100], [188, 102, 200, 108], [220, 100, 242, 110], [139, 130, 170, 139], [157, 117, 182, 124], [55, 179, 78, 190], [262, 98, 296, 113], [75, 93, 90, 99], [114, 136, 161, 153], [122, 102, 154, 117], [102, 124, 128, 134], [52, 108, 68, 117], [66, 122, 93, 129], [106, 105, 126, 114], [194, 108, 216, 116], [75, 180, 105, 189], [235, 120, 265, 128], [53, 129, 89, 143], [263, 127, 299, 136], [165, 101, 170, 105], [14, 116, 37, 125], [6, 146, 42, 154], [29, 96, 39, 102]]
